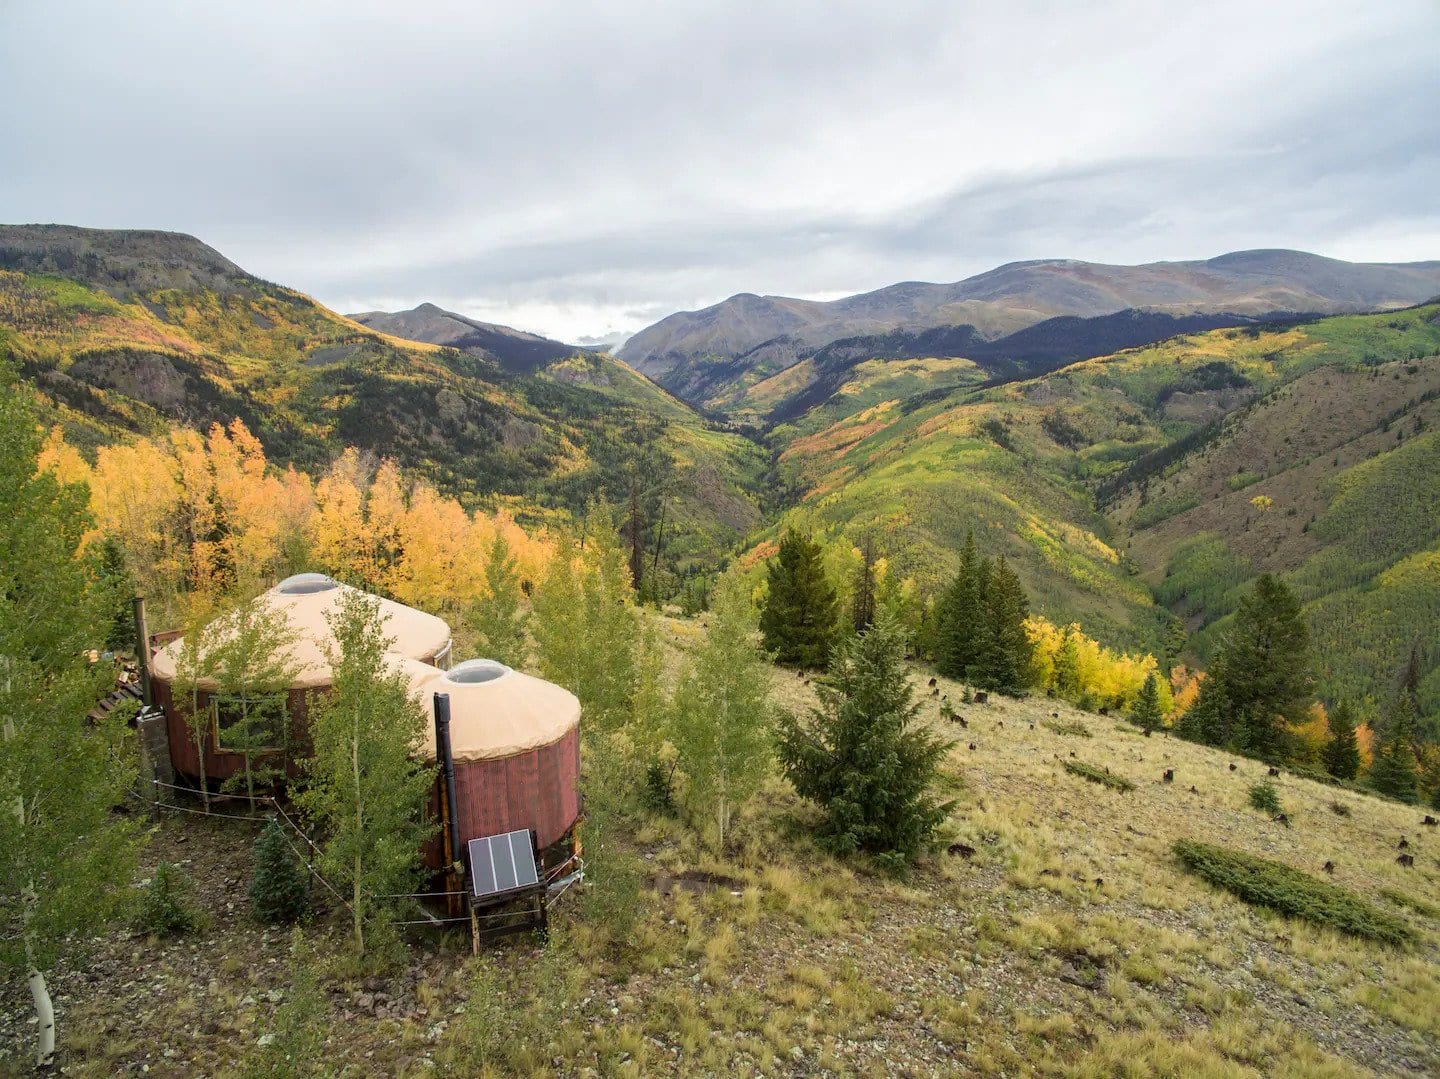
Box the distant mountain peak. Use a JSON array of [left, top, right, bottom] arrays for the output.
[[349, 303, 587, 374]]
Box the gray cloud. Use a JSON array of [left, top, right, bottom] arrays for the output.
[[2, 0, 1437, 341]]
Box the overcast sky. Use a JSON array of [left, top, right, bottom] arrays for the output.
[[3, 1, 1438, 343]]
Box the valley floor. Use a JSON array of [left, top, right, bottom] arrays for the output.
[[3, 662, 1438, 1077]]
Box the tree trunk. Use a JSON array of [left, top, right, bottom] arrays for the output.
[[26, 947, 55, 1069], [192, 693, 210, 813], [6, 705, 54, 1069], [351, 725, 365, 953]]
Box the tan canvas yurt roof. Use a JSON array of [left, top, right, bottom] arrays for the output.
[[413, 660, 580, 763], [150, 575, 453, 691]]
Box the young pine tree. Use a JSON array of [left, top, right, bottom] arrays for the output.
[[935, 531, 985, 680], [850, 538, 877, 635], [468, 531, 529, 668], [296, 590, 434, 953], [777, 615, 953, 871], [759, 529, 839, 669], [1130, 671, 1164, 731], [1322, 699, 1362, 781], [670, 574, 772, 851], [0, 370, 140, 1068], [973, 555, 1034, 696], [1050, 627, 1082, 701], [250, 817, 310, 925]]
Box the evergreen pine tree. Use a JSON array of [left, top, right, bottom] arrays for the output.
[[1175, 675, 1229, 746], [851, 538, 877, 635], [669, 574, 772, 850], [935, 530, 984, 680], [468, 531, 529, 668], [776, 615, 953, 870], [1051, 627, 1082, 701], [1321, 699, 1361, 780], [0, 367, 140, 1068], [973, 555, 1034, 696], [759, 529, 838, 669], [249, 818, 310, 925], [1130, 671, 1164, 731], [96, 535, 136, 654], [1368, 694, 1420, 804], [1174, 575, 1311, 759]]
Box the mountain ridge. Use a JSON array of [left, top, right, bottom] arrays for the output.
[[349, 302, 592, 375], [0, 224, 766, 571], [619, 249, 1440, 401]]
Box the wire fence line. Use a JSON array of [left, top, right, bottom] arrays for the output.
[[128, 778, 585, 928]]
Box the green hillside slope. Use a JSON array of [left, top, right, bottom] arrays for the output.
[[0, 229, 766, 570], [756, 306, 1440, 696]]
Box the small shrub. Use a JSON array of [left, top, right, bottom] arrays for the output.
[[1329, 801, 1351, 817], [1173, 840, 1413, 945], [1248, 782, 1282, 814], [250, 817, 310, 925], [1063, 760, 1134, 792], [640, 760, 678, 816], [135, 861, 203, 937], [1042, 718, 1092, 738]]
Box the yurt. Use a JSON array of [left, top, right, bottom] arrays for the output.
[[415, 659, 582, 865], [148, 573, 453, 786]]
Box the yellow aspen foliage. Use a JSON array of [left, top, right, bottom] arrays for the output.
[[90, 438, 185, 601], [1287, 701, 1331, 767], [1355, 723, 1376, 771], [364, 460, 409, 594], [391, 483, 479, 615], [205, 419, 289, 588], [1027, 617, 1173, 713], [311, 448, 371, 585], [39, 424, 554, 629], [1168, 664, 1204, 722], [169, 428, 230, 595], [36, 426, 91, 490]]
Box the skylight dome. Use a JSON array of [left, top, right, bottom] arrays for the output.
[[275, 572, 340, 595], [443, 659, 511, 685]]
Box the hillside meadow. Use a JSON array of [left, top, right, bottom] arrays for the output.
[[5, 622, 1436, 1077]]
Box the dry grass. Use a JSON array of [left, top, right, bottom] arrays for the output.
[[4, 643, 1437, 1076]]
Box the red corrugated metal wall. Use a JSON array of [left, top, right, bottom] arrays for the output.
[[449, 726, 580, 851]]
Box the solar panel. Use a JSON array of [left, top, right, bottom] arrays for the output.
[[468, 829, 540, 901]]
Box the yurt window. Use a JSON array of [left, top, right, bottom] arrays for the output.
[[211, 693, 288, 753]]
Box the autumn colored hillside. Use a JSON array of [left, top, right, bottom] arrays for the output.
[[0, 226, 765, 576]]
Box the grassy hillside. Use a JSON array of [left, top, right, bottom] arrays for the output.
[[0, 246, 766, 571], [8, 649, 1436, 1075], [753, 305, 1440, 678], [1107, 338, 1440, 723]]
